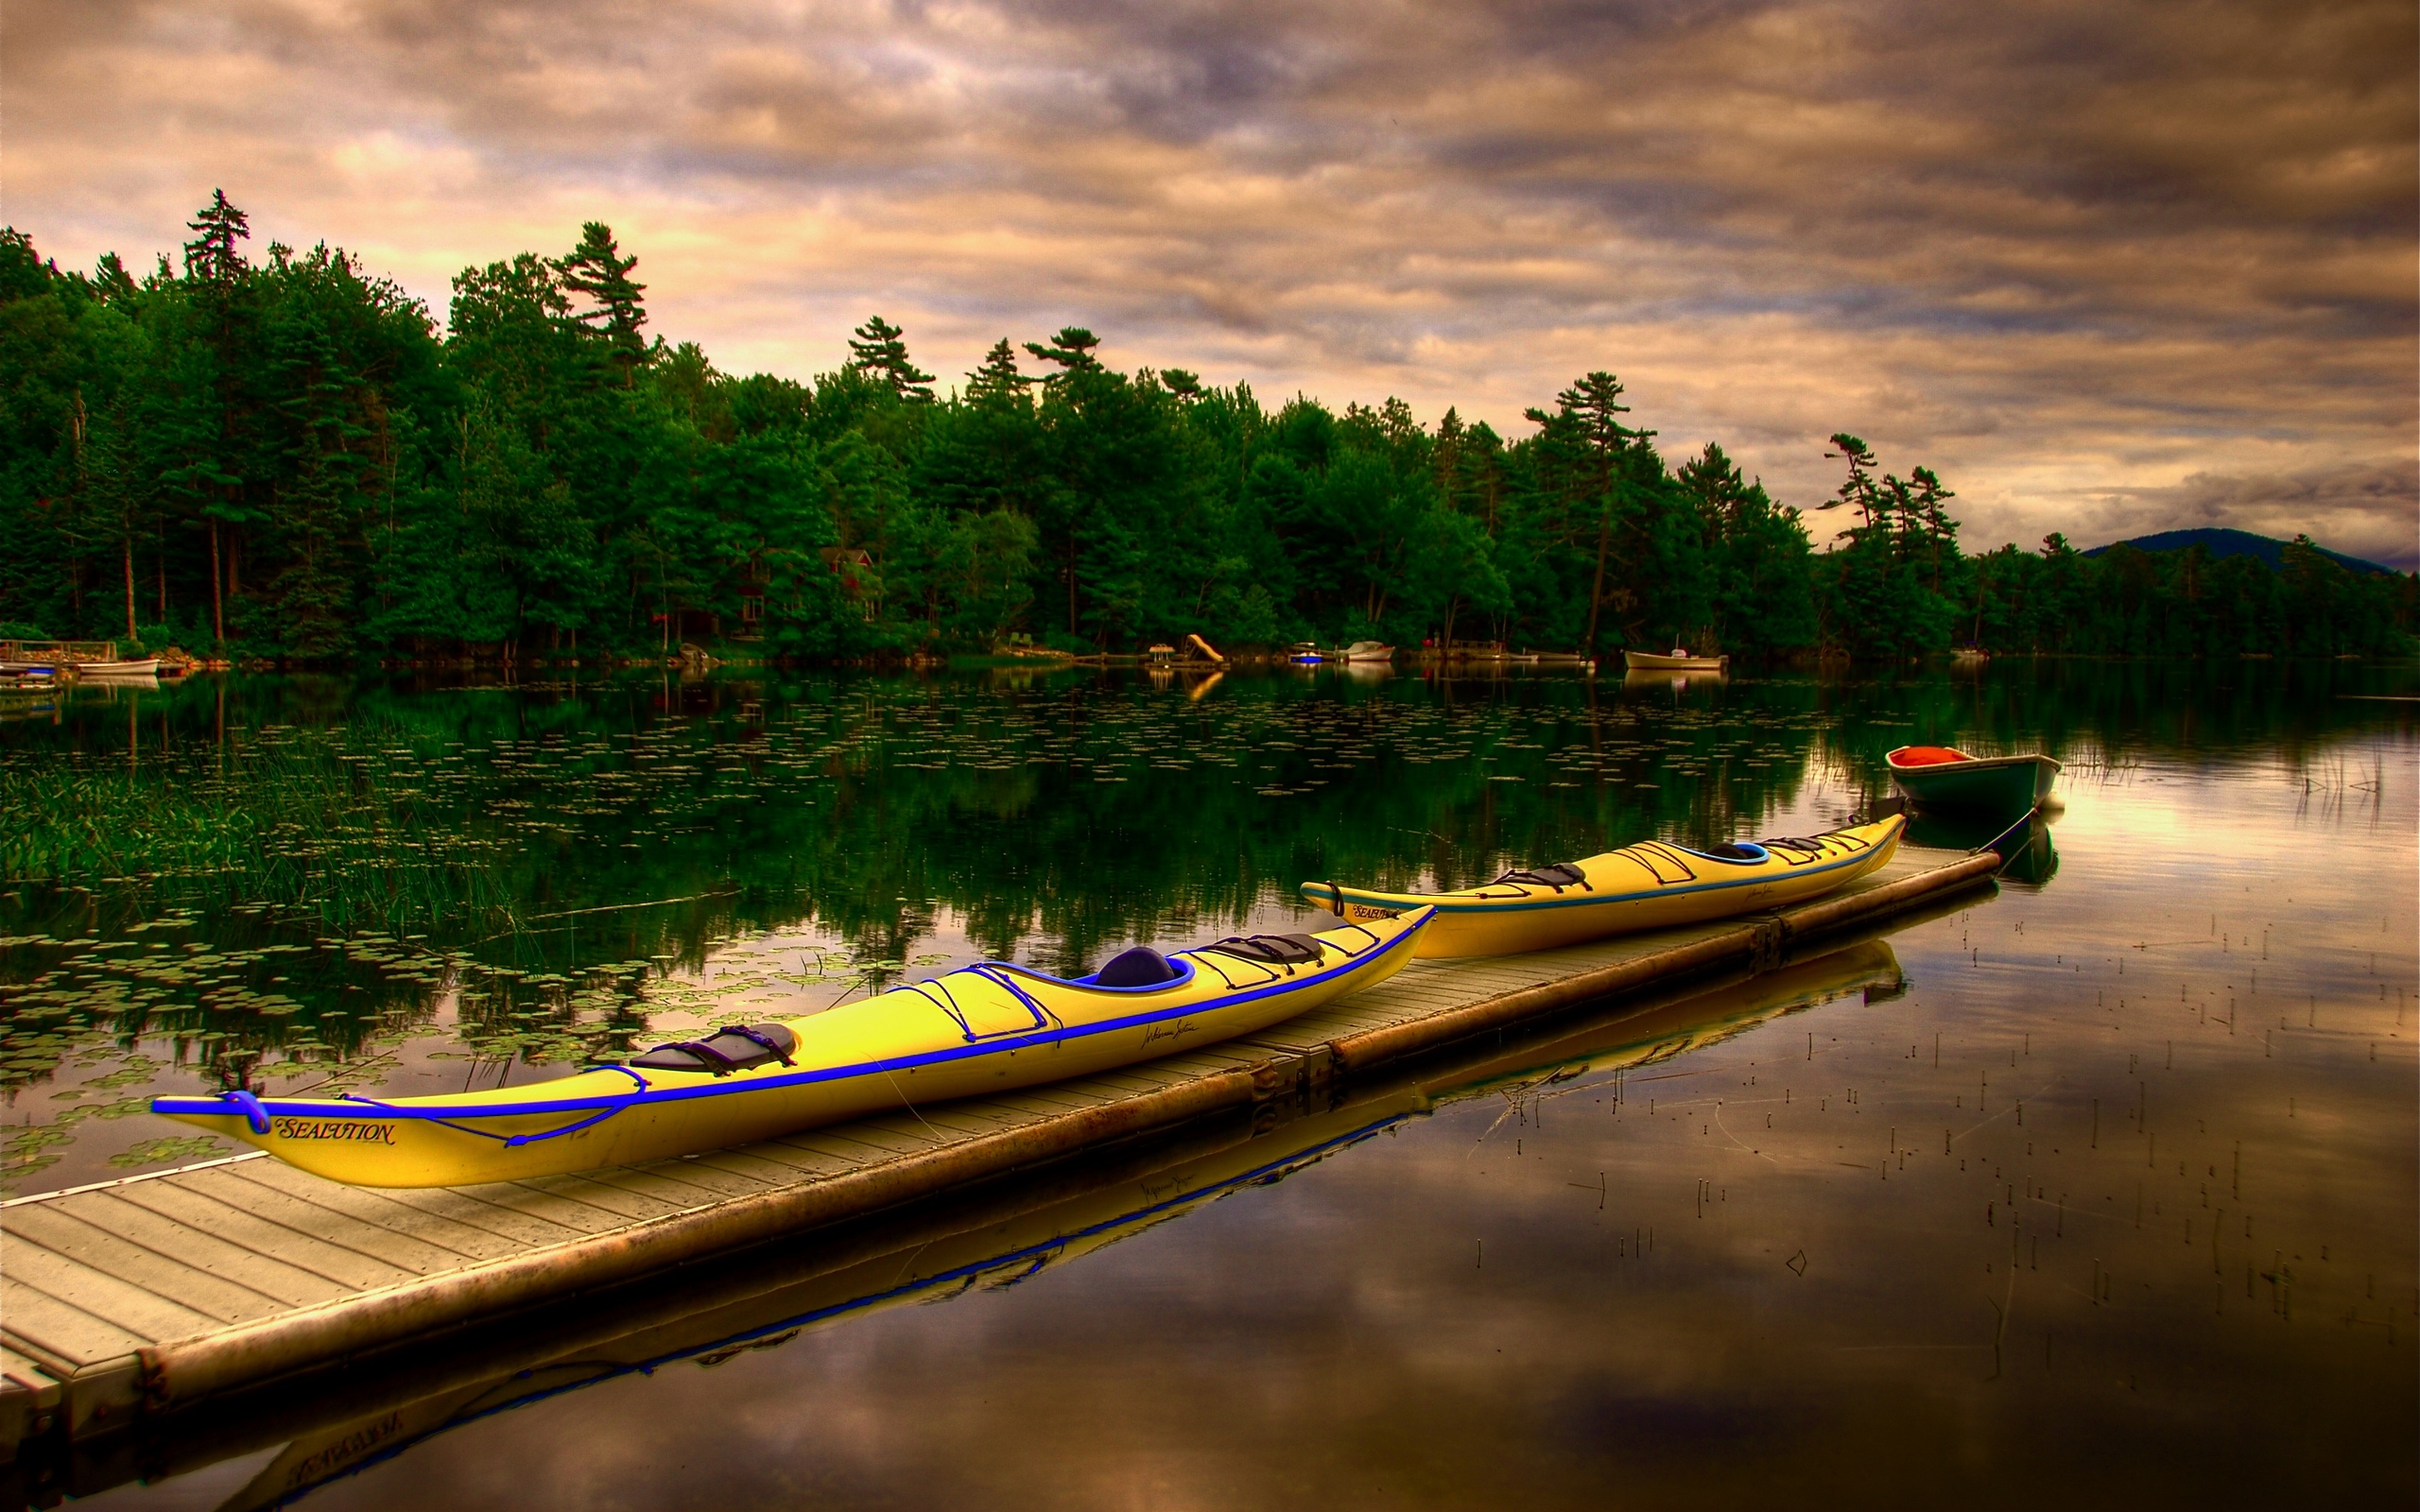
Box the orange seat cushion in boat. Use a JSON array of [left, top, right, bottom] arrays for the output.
[[1892, 746, 1971, 765]]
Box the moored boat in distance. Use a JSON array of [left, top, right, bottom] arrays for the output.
[[1885, 745, 2059, 815], [1336, 640, 1394, 662], [1622, 647, 1728, 672], [76, 658, 164, 677], [154, 908, 1436, 1186], [1301, 815, 1905, 959]]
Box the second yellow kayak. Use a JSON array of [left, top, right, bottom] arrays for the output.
[[1300, 815, 1905, 958]]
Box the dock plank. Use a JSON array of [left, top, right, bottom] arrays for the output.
[[221, 1163, 529, 1263], [573, 1163, 755, 1211], [1, 1344, 60, 1403], [677, 1147, 829, 1189], [175, 1169, 472, 1278], [851, 1110, 998, 1147], [100, 1185, 418, 1294], [503, 1176, 684, 1227], [432, 1180, 633, 1237], [0, 1276, 157, 1364], [705, 1139, 855, 1180], [0, 1249, 216, 1348], [368, 1186, 594, 1249], [771, 1129, 922, 1168], [0, 1207, 286, 1326], [51, 1194, 355, 1311]]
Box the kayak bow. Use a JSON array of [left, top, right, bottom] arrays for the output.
[[153, 908, 1434, 1187], [1301, 816, 1905, 959]]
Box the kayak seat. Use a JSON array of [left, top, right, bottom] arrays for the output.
[[630, 1022, 800, 1075], [1494, 862, 1589, 889], [1204, 933, 1325, 967], [1094, 946, 1182, 988]]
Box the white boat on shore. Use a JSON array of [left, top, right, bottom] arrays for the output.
[[1622, 647, 1728, 672]]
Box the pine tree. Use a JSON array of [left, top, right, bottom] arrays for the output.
[[1821, 433, 1878, 533], [1526, 371, 1652, 653], [1908, 465, 1958, 591], [93, 252, 137, 303], [847, 316, 936, 402], [182, 191, 250, 286], [962, 338, 1031, 405], [554, 223, 648, 385], [1023, 327, 1102, 384]]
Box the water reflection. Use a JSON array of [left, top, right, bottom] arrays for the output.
[[1908, 808, 2060, 885], [0, 660, 2409, 1195]]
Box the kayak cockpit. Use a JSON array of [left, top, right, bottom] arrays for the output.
[[989, 951, 1198, 991], [1675, 841, 1771, 864], [1078, 946, 1186, 988]]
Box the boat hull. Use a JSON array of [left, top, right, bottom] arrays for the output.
[[1622, 650, 1727, 671], [1301, 816, 1904, 959], [153, 910, 1433, 1186], [1886, 750, 2058, 814]]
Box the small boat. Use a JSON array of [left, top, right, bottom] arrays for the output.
[[1301, 816, 1905, 959], [1286, 641, 1326, 664], [1336, 641, 1394, 663], [1622, 647, 1728, 672], [153, 909, 1436, 1186], [1884, 746, 2059, 815], [77, 658, 163, 678]]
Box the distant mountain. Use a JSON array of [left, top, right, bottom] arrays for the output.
[[2082, 527, 2398, 576]]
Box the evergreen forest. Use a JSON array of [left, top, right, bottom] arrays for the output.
[[3, 198, 2411, 663]]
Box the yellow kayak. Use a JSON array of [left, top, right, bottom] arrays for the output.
[[152, 909, 1434, 1187], [1300, 815, 1905, 958]]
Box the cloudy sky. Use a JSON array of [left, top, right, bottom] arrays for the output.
[[5, 0, 2414, 562]]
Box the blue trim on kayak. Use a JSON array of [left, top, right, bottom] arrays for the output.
[[1310, 818, 1901, 915], [149, 914, 1428, 1130]]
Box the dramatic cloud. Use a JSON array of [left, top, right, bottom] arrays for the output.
[[4, 0, 2412, 560]]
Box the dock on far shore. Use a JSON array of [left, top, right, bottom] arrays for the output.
[[0, 842, 1999, 1476]]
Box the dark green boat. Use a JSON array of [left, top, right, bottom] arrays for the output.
[[1885, 746, 2060, 816]]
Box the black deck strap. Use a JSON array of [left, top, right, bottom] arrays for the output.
[[717, 1023, 798, 1067], [1492, 861, 1589, 890], [1203, 932, 1326, 968], [630, 1039, 742, 1075]]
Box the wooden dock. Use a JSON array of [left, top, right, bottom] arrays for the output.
[[1, 844, 1998, 1467]]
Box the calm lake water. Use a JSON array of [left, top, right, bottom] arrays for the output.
[[6, 660, 2414, 1507]]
